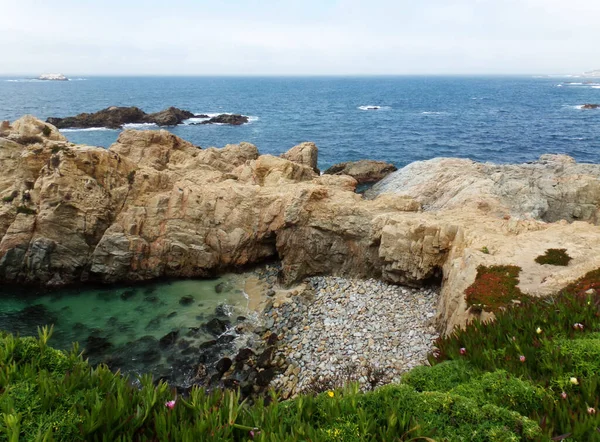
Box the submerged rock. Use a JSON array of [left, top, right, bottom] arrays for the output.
[[204, 318, 230, 336]]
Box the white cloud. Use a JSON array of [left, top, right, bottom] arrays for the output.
[[1, 0, 598, 74]]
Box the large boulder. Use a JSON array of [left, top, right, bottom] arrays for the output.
[[280, 142, 319, 173], [324, 159, 397, 184], [367, 155, 600, 224]]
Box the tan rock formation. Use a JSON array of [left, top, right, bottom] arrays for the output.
[[1, 116, 599, 336], [280, 142, 319, 173]]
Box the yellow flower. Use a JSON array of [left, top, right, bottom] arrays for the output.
[[536, 327, 542, 334], [570, 377, 579, 385], [327, 391, 335, 398]]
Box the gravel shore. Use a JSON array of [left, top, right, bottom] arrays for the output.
[[261, 276, 440, 397]]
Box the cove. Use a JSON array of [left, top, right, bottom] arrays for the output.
[[0, 274, 256, 390]]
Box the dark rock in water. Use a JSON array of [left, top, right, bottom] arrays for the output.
[[581, 104, 599, 110], [240, 382, 254, 397], [191, 114, 249, 125], [21, 304, 57, 323], [186, 327, 201, 337], [257, 346, 275, 369], [216, 357, 233, 374], [324, 159, 398, 185], [195, 114, 209, 118], [215, 282, 226, 293], [84, 336, 112, 358], [181, 346, 198, 356], [46, 106, 196, 129], [148, 107, 195, 126], [167, 311, 178, 318], [179, 295, 194, 306], [144, 295, 159, 303], [120, 290, 136, 301], [214, 304, 231, 317], [236, 316, 247, 322], [107, 336, 161, 369], [96, 291, 113, 302], [217, 334, 236, 345], [143, 286, 157, 295], [235, 348, 255, 363], [199, 339, 217, 349], [73, 322, 88, 332], [256, 368, 275, 387], [107, 316, 119, 326], [204, 318, 230, 336], [145, 315, 163, 330], [159, 330, 179, 348], [177, 339, 191, 350]]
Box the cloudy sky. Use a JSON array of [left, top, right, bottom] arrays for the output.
[[2, 0, 598, 75]]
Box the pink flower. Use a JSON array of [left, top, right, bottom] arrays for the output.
[[560, 391, 567, 400], [588, 407, 596, 415], [459, 347, 467, 355], [574, 323, 584, 331], [519, 355, 526, 363], [165, 400, 176, 409], [249, 429, 261, 439]]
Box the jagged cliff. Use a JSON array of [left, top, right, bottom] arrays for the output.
[[1, 116, 599, 334]]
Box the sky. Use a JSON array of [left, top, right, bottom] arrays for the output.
[[1, 0, 599, 76]]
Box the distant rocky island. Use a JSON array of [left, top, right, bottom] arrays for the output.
[[46, 106, 249, 129], [37, 73, 69, 81]]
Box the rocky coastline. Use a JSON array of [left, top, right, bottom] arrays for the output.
[[1, 114, 600, 399]]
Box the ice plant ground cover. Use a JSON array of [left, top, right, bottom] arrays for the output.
[[0, 268, 599, 440]]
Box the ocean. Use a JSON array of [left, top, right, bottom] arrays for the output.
[[1, 76, 598, 169]]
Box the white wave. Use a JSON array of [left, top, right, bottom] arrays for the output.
[[556, 84, 563, 87], [358, 105, 390, 111], [592, 86, 600, 89], [182, 113, 258, 125], [60, 127, 115, 132], [421, 111, 449, 116], [122, 122, 158, 129]]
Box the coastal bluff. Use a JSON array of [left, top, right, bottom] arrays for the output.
[[1, 115, 599, 334]]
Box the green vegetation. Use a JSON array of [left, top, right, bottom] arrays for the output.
[[535, 248, 572, 266], [42, 126, 52, 137], [1, 268, 600, 440], [1, 191, 18, 203], [465, 265, 526, 312], [481, 246, 490, 254], [15, 206, 36, 215]]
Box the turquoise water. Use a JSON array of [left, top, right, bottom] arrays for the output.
[[1, 76, 599, 169], [0, 276, 251, 386]]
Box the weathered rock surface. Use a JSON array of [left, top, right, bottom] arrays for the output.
[[280, 142, 319, 173], [324, 159, 397, 184], [367, 155, 600, 224], [1, 116, 600, 336]]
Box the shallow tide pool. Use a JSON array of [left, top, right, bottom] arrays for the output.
[[0, 274, 257, 387]]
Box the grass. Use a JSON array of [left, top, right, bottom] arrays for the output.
[[535, 249, 572, 266]]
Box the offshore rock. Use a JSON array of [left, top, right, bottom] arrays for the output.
[[1, 116, 600, 335], [324, 159, 397, 184], [46, 106, 195, 129]]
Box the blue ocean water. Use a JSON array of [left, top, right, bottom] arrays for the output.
[[1, 76, 598, 169]]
